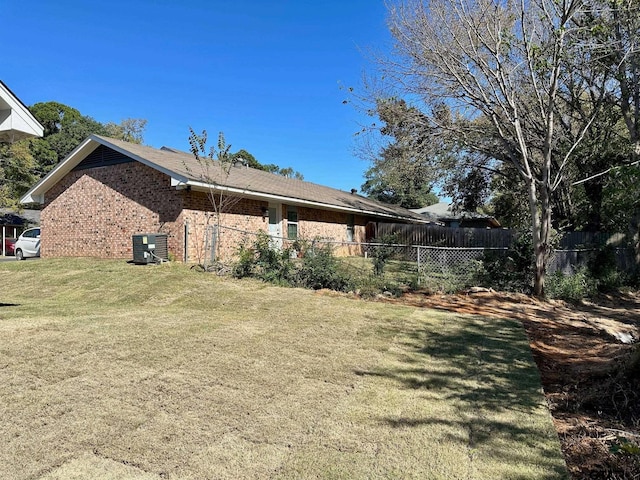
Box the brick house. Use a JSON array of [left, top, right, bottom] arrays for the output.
[[21, 135, 427, 262]]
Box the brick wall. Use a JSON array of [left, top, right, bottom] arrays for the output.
[[291, 206, 367, 243], [42, 162, 185, 259], [182, 196, 370, 261], [182, 191, 268, 262], [41, 160, 374, 262], [277, 205, 366, 256]]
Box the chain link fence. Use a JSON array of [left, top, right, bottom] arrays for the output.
[[360, 243, 507, 291], [213, 225, 636, 292]]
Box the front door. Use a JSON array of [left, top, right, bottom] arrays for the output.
[[268, 204, 282, 249]]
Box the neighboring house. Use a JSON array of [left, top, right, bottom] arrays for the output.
[[411, 202, 501, 229], [21, 135, 427, 262], [1, 81, 44, 255], [0, 80, 44, 143], [0, 209, 40, 231]]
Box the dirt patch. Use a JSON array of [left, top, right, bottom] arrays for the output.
[[384, 290, 640, 479]]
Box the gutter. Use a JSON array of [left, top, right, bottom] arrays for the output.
[[171, 179, 429, 224]]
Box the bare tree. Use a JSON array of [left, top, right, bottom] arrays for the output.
[[186, 129, 245, 267], [384, 0, 603, 296]]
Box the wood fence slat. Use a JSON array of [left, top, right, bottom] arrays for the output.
[[372, 223, 628, 249]]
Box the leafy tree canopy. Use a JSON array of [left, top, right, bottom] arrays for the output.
[[360, 98, 440, 208], [0, 101, 147, 207], [355, 0, 640, 296], [230, 148, 304, 180]]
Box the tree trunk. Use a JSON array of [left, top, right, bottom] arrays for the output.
[[633, 213, 640, 268], [528, 180, 542, 297], [528, 179, 552, 298], [626, 344, 640, 377]]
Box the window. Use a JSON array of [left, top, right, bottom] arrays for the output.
[[287, 206, 298, 239], [346, 214, 355, 242], [22, 228, 40, 238]]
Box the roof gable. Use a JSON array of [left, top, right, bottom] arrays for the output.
[[21, 135, 428, 223], [72, 144, 135, 171]]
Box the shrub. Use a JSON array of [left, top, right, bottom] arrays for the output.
[[369, 234, 400, 276], [295, 245, 353, 291], [587, 245, 626, 292], [233, 234, 354, 291], [475, 232, 534, 293], [233, 244, 256, 278], [545, 244, 632, 300], [546, 267, 596, 301], [232, 232, 295, 286]]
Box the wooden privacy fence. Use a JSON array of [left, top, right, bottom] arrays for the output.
[[557, 231, 627, 248], [367, 223, 638, 286], [372, 223, 630, 250], [548, 248, 635, 275], [372, 223, 514, 248]]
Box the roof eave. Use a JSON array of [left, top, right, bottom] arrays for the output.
[[95, 135, 190, 183], [0, 81, 44, 140], [20, 136, 99, 204], [174, 179, 430, 224]]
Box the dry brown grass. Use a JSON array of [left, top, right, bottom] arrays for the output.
[[0, 258, 566, 479]]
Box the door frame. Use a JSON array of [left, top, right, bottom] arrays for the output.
[[268, 203, 283, 249]]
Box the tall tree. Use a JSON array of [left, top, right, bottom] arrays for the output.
[[1, 102, 149, 207], [360, 98, 441, 208], [585, 0, 640, 259], [27, 102, 147, 177], [383, 0, 605, 296], [229, 149, 304, 179], [104, 118, 147, 144], [0, 141, 37, 207]]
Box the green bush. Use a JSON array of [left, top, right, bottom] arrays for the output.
[[587, 245, 626, 292], [233, 235, 354, 291], [233, 244, 256, 278], [546, 267, 596, 301], [232, 232, 295, 286], [475, 232, 534, 293], [545, 244, 632, 300], [295, 245, 353, 291], [369, 234, 400, 276]]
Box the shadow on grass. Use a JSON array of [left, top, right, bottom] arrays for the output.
[[358, 314, 569, 479], [0, 303, 19, 307], [368, 316, 544, 411]]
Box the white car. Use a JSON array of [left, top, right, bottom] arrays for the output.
[[14, 227, 41, 260]]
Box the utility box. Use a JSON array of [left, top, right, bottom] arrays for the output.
[[132, 233, 168, 264]]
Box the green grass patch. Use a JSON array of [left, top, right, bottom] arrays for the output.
[[0, 258, 566, 479]]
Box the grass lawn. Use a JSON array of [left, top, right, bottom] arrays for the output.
[[0, 258, 567, 479]]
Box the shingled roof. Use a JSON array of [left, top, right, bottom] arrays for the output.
[[22, 135, 428, 223]]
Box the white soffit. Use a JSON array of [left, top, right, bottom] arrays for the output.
[[0, 81, 44, 143]]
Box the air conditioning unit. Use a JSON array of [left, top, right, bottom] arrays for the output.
[[132, 233, 168, 264]]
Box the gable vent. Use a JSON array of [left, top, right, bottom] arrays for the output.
[[72, 144, 134, 171]]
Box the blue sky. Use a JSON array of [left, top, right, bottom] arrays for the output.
[[3, 0, 392, 192]]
